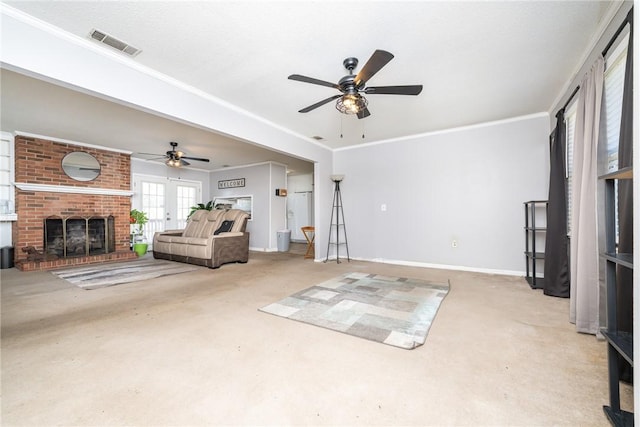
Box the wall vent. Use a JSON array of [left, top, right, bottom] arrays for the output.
[[89, 28, 141, 57]]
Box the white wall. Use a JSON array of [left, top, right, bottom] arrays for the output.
[[334, 113, 550, 274], [270, 164, 287, 249], [131, 158, 211, 198], [287, 173, 313, 193], [210, 162, 287, 251]]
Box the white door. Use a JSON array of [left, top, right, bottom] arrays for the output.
[[132, 175, 201, 245], [288, 192, 313, 241]]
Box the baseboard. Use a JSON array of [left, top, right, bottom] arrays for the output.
[[249, 246, 278, 252], [254, 248, 526, 277], [349, 256, 525, 277]]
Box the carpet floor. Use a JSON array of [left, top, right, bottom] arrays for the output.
[[0, 248, 630, 426]]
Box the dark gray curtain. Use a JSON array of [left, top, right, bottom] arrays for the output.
[[616, 10, 633, 382], [544, 109, 570, 297]]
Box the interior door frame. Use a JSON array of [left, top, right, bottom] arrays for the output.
[[131, 173, 202, 236]]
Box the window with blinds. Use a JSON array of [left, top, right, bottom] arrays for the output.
[[564, 30, 628, 237], [602, 32, 629, 172], [601, 30, 629, 245]]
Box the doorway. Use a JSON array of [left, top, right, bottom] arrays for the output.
[[131, 174, 201, 245]]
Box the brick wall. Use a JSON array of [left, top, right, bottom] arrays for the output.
[[13, 135, 136, 270]]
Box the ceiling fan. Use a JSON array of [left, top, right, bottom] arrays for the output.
[[140, 141, 210, 168], [288, 49, 423, 119]]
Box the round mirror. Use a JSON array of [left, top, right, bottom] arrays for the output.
[[61, 152, 101, 182]]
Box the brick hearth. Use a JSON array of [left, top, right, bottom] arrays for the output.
[[13, 135, 137, 270]]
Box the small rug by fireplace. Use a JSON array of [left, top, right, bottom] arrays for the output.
[[51, 258, 202, 290], [259, 272, 449, 350]]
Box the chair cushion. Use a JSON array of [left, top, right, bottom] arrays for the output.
[[200, 209, 225, 236], [182, 210, 209, 237]]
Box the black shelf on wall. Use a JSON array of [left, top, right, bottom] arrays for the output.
[[600, 167, 634, 427], [524, 200, 548, 290]]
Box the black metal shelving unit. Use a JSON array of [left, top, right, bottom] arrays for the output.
[[524, 200, 547, 289], [600, 167, 633, 427]]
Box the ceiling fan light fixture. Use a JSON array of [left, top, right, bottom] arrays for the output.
[[336, 93, 367, 115], [166, 158, 181, 168]]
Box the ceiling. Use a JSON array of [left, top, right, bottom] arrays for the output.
[[0, 1, 618, 174]]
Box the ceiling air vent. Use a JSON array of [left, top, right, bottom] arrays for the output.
[[89, 28, 141, 57]]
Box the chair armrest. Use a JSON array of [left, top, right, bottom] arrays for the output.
[[213, 232, 244, 238], [160, 229, 184, 235]]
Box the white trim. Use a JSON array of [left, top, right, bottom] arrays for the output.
[[209, 160, 290, 174], [269, 163, 273, 249], [131, 172, 203, 186], [324, 255, 524, 277], [334, 112, 550, 152], [14, 182, 133, 196], [0, 214, 18, 222], [14, 131, 132, 154], [0, 131, 16, 219], [249, 246, 278, 252]]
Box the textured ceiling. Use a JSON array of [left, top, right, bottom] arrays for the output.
[[0, 1, 617, 172]]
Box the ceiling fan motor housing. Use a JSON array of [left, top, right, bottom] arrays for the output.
[[338, 75, 358, 93], [168, 141, 184, 159], [343, 57, 358, 73]]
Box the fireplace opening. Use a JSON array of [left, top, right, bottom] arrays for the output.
[[45, 215, 116, 258]]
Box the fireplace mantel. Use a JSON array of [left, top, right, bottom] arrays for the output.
[[13, 135, 136, 270], [14, 182, 133, 197]]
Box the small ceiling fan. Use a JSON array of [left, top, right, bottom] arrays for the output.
[[139, 142, 210, 168], [288, 49, 422, 119]]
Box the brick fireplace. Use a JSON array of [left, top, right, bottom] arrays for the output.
[[13, 135, 137, 271]]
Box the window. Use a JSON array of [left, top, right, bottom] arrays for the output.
[[176, 185, 197, 229], [0, 132, 16, 218], [601, 32, 629, 172], [600, 30, 629, 245], [564, 30, 628, 237], [213, 195, 253, 220], [141, 181, 165, 243]]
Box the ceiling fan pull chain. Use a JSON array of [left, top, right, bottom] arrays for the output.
[[362, 121, 365, 139], [340, 115, 344, 138]]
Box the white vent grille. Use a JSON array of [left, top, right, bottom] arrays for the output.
[[89, 28, 141, 57]]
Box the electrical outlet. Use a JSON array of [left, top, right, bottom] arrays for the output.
[[452, 240, 458, 248]]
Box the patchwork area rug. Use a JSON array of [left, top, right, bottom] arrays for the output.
[[51, 259, 202, 290], [259, 272, 449, 349]]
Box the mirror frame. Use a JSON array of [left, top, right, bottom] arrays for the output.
[[61, 151, 101, 182]]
